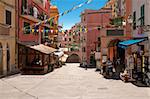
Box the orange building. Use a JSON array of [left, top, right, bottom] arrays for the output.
[[104, 0, 117, 18], [49, 6, 59, 48]]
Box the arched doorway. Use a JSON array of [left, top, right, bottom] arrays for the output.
[[7, 44, 10, 72], [108, 39, 125, 77], [108, 39, 121, 61], [66, 54, 80, 63], [0, 43, 3, 74]]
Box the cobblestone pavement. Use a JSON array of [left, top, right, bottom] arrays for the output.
[[0, 63, 150, 99]]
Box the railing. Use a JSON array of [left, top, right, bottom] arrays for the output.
[[21, 5, 49, 21], [0, 23, 10, 35]]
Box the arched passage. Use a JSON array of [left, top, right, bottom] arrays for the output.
[[107, 39, 121, 61], [0, 43, 3, 74], [7, 43, 10, 72], [66, 54, 81, 63]]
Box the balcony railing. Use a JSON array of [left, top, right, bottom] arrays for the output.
[[0, 23, 10, 35], [21, 5, 49, 21]]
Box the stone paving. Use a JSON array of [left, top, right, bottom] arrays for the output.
[[0, 63, 150, 99]]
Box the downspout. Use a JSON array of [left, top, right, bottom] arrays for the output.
[[15, 0, 19, 69]]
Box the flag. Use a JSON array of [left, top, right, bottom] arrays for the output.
[[51, 30, 54, 33], [84, 28, 87, 32], [80, 27, 82, 32], [31, 29, 35, 33], [86, 0, 92, 4]]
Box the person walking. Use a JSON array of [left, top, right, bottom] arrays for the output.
[[106, 58, 113, 77]]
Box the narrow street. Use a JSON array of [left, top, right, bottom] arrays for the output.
[[0, 63, 150, 99]]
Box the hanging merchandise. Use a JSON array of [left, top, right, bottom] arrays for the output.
[[51, 30, 54, 33], [33, 6, 39, 18]]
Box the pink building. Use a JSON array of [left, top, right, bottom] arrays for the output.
[[80, 8, 112, 66], [18, 0, 50, 44], [60, 24, 81, 52]]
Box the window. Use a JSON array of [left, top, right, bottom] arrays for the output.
[[21, 0, 28, 14], [140, 4, 145, 26], [82, 47, 86, 52], [65, 38, 67, 41], [133, 11, 136, 30], [98, 43, 101, 47], [97, 43, 101, 52], [69, 38, 71, 41], [69, 32, 72, 36], [98, 37, 101, 41], [24, 22, 30, 34], [6, 10, 11, 25], [107, 29, 124, 36]]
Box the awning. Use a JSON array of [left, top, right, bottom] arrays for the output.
[[54, 51, 64, 57], [118, 39, 145, 49], [30, 44, 57, 54]]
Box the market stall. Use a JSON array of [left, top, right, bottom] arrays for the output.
[[18, 43, 57, 75]]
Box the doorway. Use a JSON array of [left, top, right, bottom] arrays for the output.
[[0, 43, 3, 74]]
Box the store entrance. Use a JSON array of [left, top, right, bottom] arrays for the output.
[[116, 46, 125, 72]]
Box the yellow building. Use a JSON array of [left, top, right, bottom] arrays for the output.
[[0, 0, 17, 76], [49, 6, 59, 48], [104, 0, 117, 18]]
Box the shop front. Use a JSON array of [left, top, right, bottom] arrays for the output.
[[118, 38, 149, 83]]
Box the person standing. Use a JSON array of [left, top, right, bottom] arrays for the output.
[[129, 54, 134, 80], [106, 58, 113, 77]]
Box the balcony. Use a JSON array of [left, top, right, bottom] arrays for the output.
[[21, 5, 50, 28], [0, 23, 10, 35], [32, 0, 48, 13]]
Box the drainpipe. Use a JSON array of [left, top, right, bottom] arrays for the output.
[[15, 0, 19, 70]]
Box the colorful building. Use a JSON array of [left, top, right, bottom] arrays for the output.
[[49, 5, 59, 48], [18, 0, 50, 44], [0, 0, 17, 75], [130, 0, 150, 75], [80, 8, 112, 66], [104, 0, 117, 18]]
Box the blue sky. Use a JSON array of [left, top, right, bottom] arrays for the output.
[[51, 0, 108, 30]]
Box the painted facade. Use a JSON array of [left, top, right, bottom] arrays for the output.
[[18, 0, 50, 44], [132, 0, 150, 65], [49, 5, 59, 48], [80, 8, 112, 65], [0, 0, 17, 75]]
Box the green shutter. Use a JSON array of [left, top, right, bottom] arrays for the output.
[[140, 5, 145, 26], [133, 11, 136, 29]]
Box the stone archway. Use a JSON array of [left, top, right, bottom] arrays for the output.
[[0, 43, 3, 74], [107, 39, 121, 61], [66, 54, 81, 63], [7, 43, 10, 72]]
